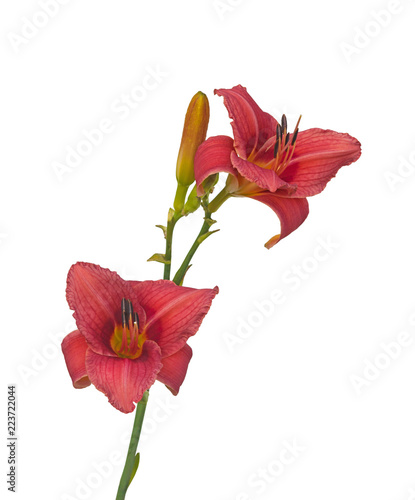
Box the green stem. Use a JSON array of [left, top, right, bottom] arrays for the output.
[[116, 183, 227, 497], [208, 187, 231, 213], [163, 185, 186, 280], [163, 211, 177, 280], [173, 208, 213, 286], [173, 183, 189, 213], [116, 391, 149, 500]]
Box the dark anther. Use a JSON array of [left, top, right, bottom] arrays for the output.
[[134, 312, 139, 328], [292, 128, 299, 145], [273, 138, 279, 158], [276, 124, 282, 142], [281, 114, 287, 133], [122, 298, 127, 326], [284, 132, 290, 146], [122, 298, 133, 327]]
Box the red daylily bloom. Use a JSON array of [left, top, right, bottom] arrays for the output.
[[61, 262, 218, 413], [195, 85, 361, 248]]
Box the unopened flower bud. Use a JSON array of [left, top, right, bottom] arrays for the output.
[[176, 92, 210, 187], [183, 185, 202, 215]]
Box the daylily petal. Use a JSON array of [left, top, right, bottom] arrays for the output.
[[85, 340, 162, 413], [157, 344, 193, 396], [66, 262, 146, 357], [247, 192, 309, 248], [61, 330, 91, 389], [248, 135, 277, 167], [282, 128, 362, 197], [195, 135, 237, 196], [130, 280, 218, 357], [215, 85, 277, 158], [231, 151, 293, 193]]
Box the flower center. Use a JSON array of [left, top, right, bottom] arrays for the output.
[[271, 114, 302, 175], [246, 114, 302, 177], [110, 298, 146, 359]]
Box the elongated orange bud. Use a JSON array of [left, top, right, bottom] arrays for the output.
[[176, 92, 210, 188]]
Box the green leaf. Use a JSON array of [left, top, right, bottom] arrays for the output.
[[128, 453, 140, 486], [147, 253, 171, 264]]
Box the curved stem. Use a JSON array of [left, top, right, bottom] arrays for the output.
[[163, 185, 187, 280], [116, 391, 149, 500], [163, 211, 178, 280], [173, 207, 214, 285], [208, 187, 231, 213], [173, 183, 189, 213]]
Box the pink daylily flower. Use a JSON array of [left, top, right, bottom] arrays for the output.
[[195, 85, 361, 248], [61, 262, 218, 413]]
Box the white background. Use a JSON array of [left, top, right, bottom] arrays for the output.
[[2, 1, 415, 499]]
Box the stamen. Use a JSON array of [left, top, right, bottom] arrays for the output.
[[128, 313, 140, 355], [273, 123, 283, 160], [281, 114, 287, 134], [273, 141, 278, 158], [272, 114, 302, 175], [121, 298, 128, 328], [120, 299, 129, 353], [128, 303, 134, 332], [291, 115, 302, 144], [273, 124, 280, 158], [276, 123, 282, 143], [291, 127, 299, 145], [112, 299, 145, 358]]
